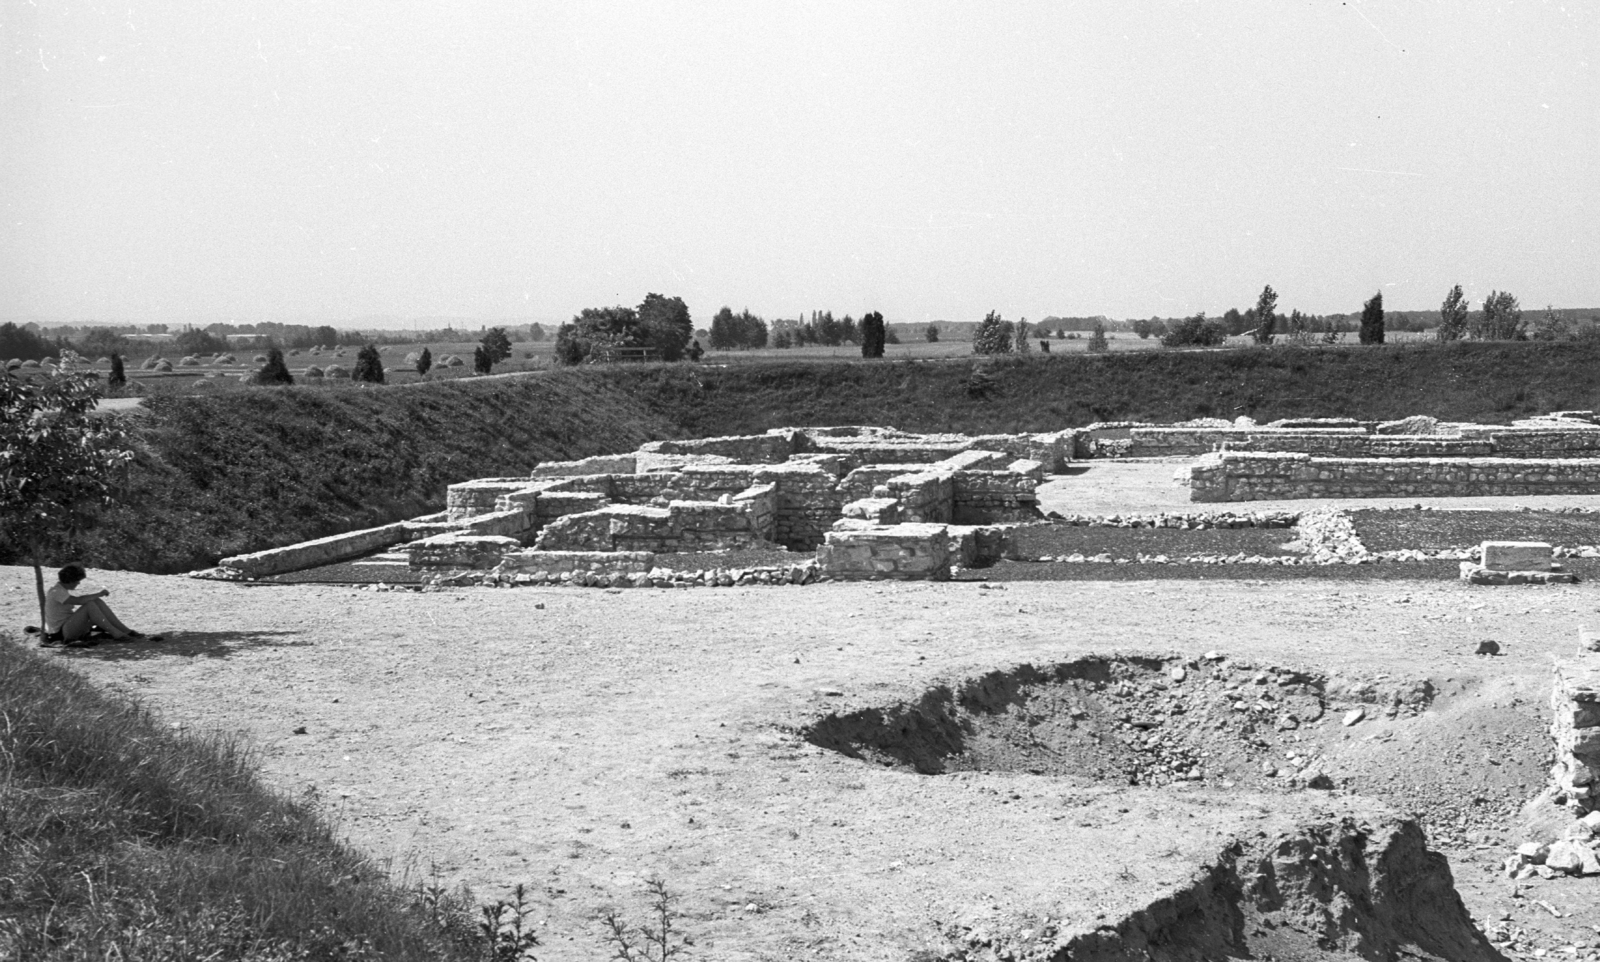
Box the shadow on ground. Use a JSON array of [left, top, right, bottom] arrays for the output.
[[47, 629, 310, 661]]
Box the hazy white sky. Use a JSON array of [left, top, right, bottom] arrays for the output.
[[3, 1, 1596, 326]]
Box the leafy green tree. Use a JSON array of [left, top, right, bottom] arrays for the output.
[[839, 315, 860, 346], [1161, 312, 1227, 348], [924, 324, 940, 343], [416, 346, 433, 376], [480, 327, 513, 367], [0, 322, 52, 361], [1132, 318, 1153, 340], [1086, 321, 1110, 354], [972, 311, 1014, 355], [709, 307, 738, 350], [254, 347, 295, 385], [172, 327, 231, 356], [1359, 292, 1385, 345], [1, 358, 133, 639], [1475, 290, 1525, 340], [1251, 286, 1279, 344], [859, 311, 886, 358], [1532, 305, 1570, 342], [1438, 285, 1470, 342], [637, 293, 693, 361], [78, 327, 131, 358], [1014, 318, 1031, 354], [352, 345, 384, 384], [554, 323, 586, 365], [108, 354, 126, 389]]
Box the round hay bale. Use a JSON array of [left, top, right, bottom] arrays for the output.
[[4, 359, 19, 371], [141, 356, 161, 370], [192, 378, 213, 389], [253, 354, 267, 363], [21, 359, 41, 368], [404, 352, 421, 364], [179, 356, 200, 367], [323, 364, 349, 379], [153, 359, 173, 372], [96, 356, 112, 365], [288, 349, 301, 356], [446, 355, 465, 367], [212, 354, 235, 365], [303, 365, 324, 379], [334, 350, 348, 358], [41, 357, 58, 367]]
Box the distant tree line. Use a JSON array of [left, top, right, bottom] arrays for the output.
[[554, 294, 695, 365]]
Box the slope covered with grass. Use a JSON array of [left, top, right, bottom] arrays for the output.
[[15, 340, 1600, 574], [0, 634, 482, 960]]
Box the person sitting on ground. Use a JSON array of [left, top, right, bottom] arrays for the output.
[[40, 565, 161, 647]]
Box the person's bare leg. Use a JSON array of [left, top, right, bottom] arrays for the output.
[[79, 598, 131, 638], [60, 607, 100, 642]]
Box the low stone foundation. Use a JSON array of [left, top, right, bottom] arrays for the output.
[[1551, 657, 1600, 818], [1182, 452, 1600, 502]]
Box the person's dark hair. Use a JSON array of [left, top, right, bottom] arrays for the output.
[[58, 564, 87, 584]]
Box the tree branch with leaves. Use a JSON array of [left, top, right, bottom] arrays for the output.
[[1, 355, 134, 639]]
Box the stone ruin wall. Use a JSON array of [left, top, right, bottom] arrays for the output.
[[1183, 452, 1600, 502], [1128, 424, 1600, 460], [382, 426, 1068, 581], [1552, 658, 1600, 820]]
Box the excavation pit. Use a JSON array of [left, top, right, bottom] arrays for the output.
[[804, 655, 1435, 792]]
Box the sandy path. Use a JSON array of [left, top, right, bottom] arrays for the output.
[[4, 568, 1597, 960]]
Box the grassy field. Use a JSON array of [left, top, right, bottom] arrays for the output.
[[11, 339, 1600, 575], [38, 329, 1446, 397], [0, 634, 485, 960]]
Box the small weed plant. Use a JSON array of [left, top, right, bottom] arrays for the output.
[[479, 883, 542, 961], [601, 876, 690, 961]]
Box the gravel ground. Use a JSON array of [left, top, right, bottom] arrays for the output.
[[7, 565, 1600, 960]]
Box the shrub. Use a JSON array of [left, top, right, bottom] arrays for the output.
[[859, 311, 886, 358], [972, 311, 1014, 355], [354, 344, 385, 384], [1359, 292, 1385, 345], [254, 348, 295, 386], [1160, 313, 1227, 348], [925, 324, 940, 343]]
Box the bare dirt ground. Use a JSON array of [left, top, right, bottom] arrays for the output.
[[6, 559, 1599, 960]]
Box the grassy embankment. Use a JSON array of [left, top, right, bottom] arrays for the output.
[[13, 340, 1600, 575], [0, 635, 481, 960]]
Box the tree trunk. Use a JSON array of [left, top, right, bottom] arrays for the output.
[[30, 542, 46, 642]]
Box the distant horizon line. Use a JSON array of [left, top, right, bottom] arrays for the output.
[[8, 303, 1598, 332]]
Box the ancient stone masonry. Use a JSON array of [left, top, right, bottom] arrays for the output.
[[1182, 452, 1600, 502], [1121, 418, 1600, 460], [1551, 658, 1600, 819], [203, 425, 1056, 582]]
